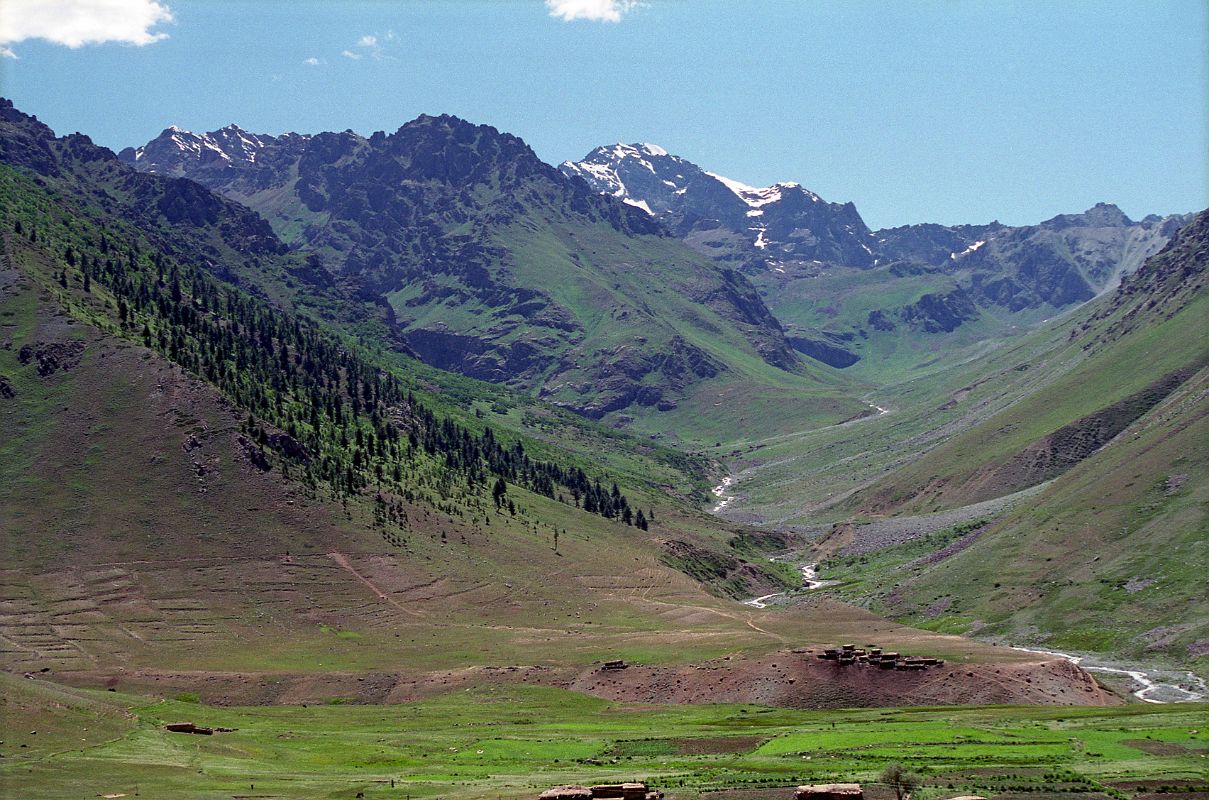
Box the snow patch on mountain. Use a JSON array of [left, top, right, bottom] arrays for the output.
[[560, 142, 685, 199], [950, 239, 987, 260], [560, 142, 878, 268], [704, 172, 818, 209], [623, 197, 653, 215]]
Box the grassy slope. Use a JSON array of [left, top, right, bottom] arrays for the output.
[[711, 304, 1086, 526], [754, 262, 1054, 389], [502, 219, 867, 443], [0, 170, 1050, 684], [200, 177, 872, 453], [229, 153, 868, 446], [832, 364, 1208, 666], [2, 674, 1205, 800], [853, 294, 1208, 516], [0, 233, 752, 673]]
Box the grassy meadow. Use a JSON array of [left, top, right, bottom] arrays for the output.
[[2, 675, 1205, 800]]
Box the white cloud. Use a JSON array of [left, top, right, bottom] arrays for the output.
[[545, 0, 638, 23], [303, 56, 322, 65], [0, 0, 173, 52], [342, 31, 394, 61]]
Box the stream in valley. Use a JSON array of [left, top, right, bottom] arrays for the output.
[[1009, 645, 1207, 704]]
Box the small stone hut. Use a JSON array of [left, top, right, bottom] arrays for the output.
[[793, 784, 864, 800]]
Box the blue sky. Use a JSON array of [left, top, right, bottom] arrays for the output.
[[2, 0, 1205, 229]]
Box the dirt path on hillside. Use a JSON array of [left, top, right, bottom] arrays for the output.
[[327, 551, 422, 617]]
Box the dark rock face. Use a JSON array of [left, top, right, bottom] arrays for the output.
[[866, 309, 897, 332], [700, 268, 800, 371], [17, 340, 86, 377], [0, 98, 60, 175], [236, 434, 272, 472], [880, 203, 1191, 311], [268, 432, 310, 464], [544, 336, 722, 419], [874, 221, 1004, 266], [786, 332, 860, 368], [898, 288, 979, 333], [562, 143, 877, 268], [406, 327, 558, 385], [0, 374, 15, 398]]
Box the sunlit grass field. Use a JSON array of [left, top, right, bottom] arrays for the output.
[[3, 676, 1205, 800]]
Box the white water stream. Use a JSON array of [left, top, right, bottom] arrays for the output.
[[1011, 645, 1207, 704], [742, 561, 838, 608], [710, 475, 735, 513]]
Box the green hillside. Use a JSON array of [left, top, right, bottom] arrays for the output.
[[756, 214, 1209, 674]]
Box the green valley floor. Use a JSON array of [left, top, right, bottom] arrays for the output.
[[1, 675, 1206, 800]]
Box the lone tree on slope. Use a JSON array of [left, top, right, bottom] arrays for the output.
[[880, 763, 922, 800]]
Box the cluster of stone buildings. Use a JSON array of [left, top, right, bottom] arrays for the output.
[[819, 644, 944, 670]]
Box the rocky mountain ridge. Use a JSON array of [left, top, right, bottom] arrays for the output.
[[120, 116, 808, 421]]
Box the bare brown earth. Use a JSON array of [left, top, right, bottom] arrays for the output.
[[567, 648, 1114, 708], [51, 644, 1114, 709], [673, 735, 766, 755]]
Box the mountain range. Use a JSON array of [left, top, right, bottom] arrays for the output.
[[562, 143, 1189, 369], [118, 119, 818, 425]]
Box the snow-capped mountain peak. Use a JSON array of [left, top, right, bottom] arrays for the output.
[[560, 143, 876, 267], [560, 142, 686, 199]]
